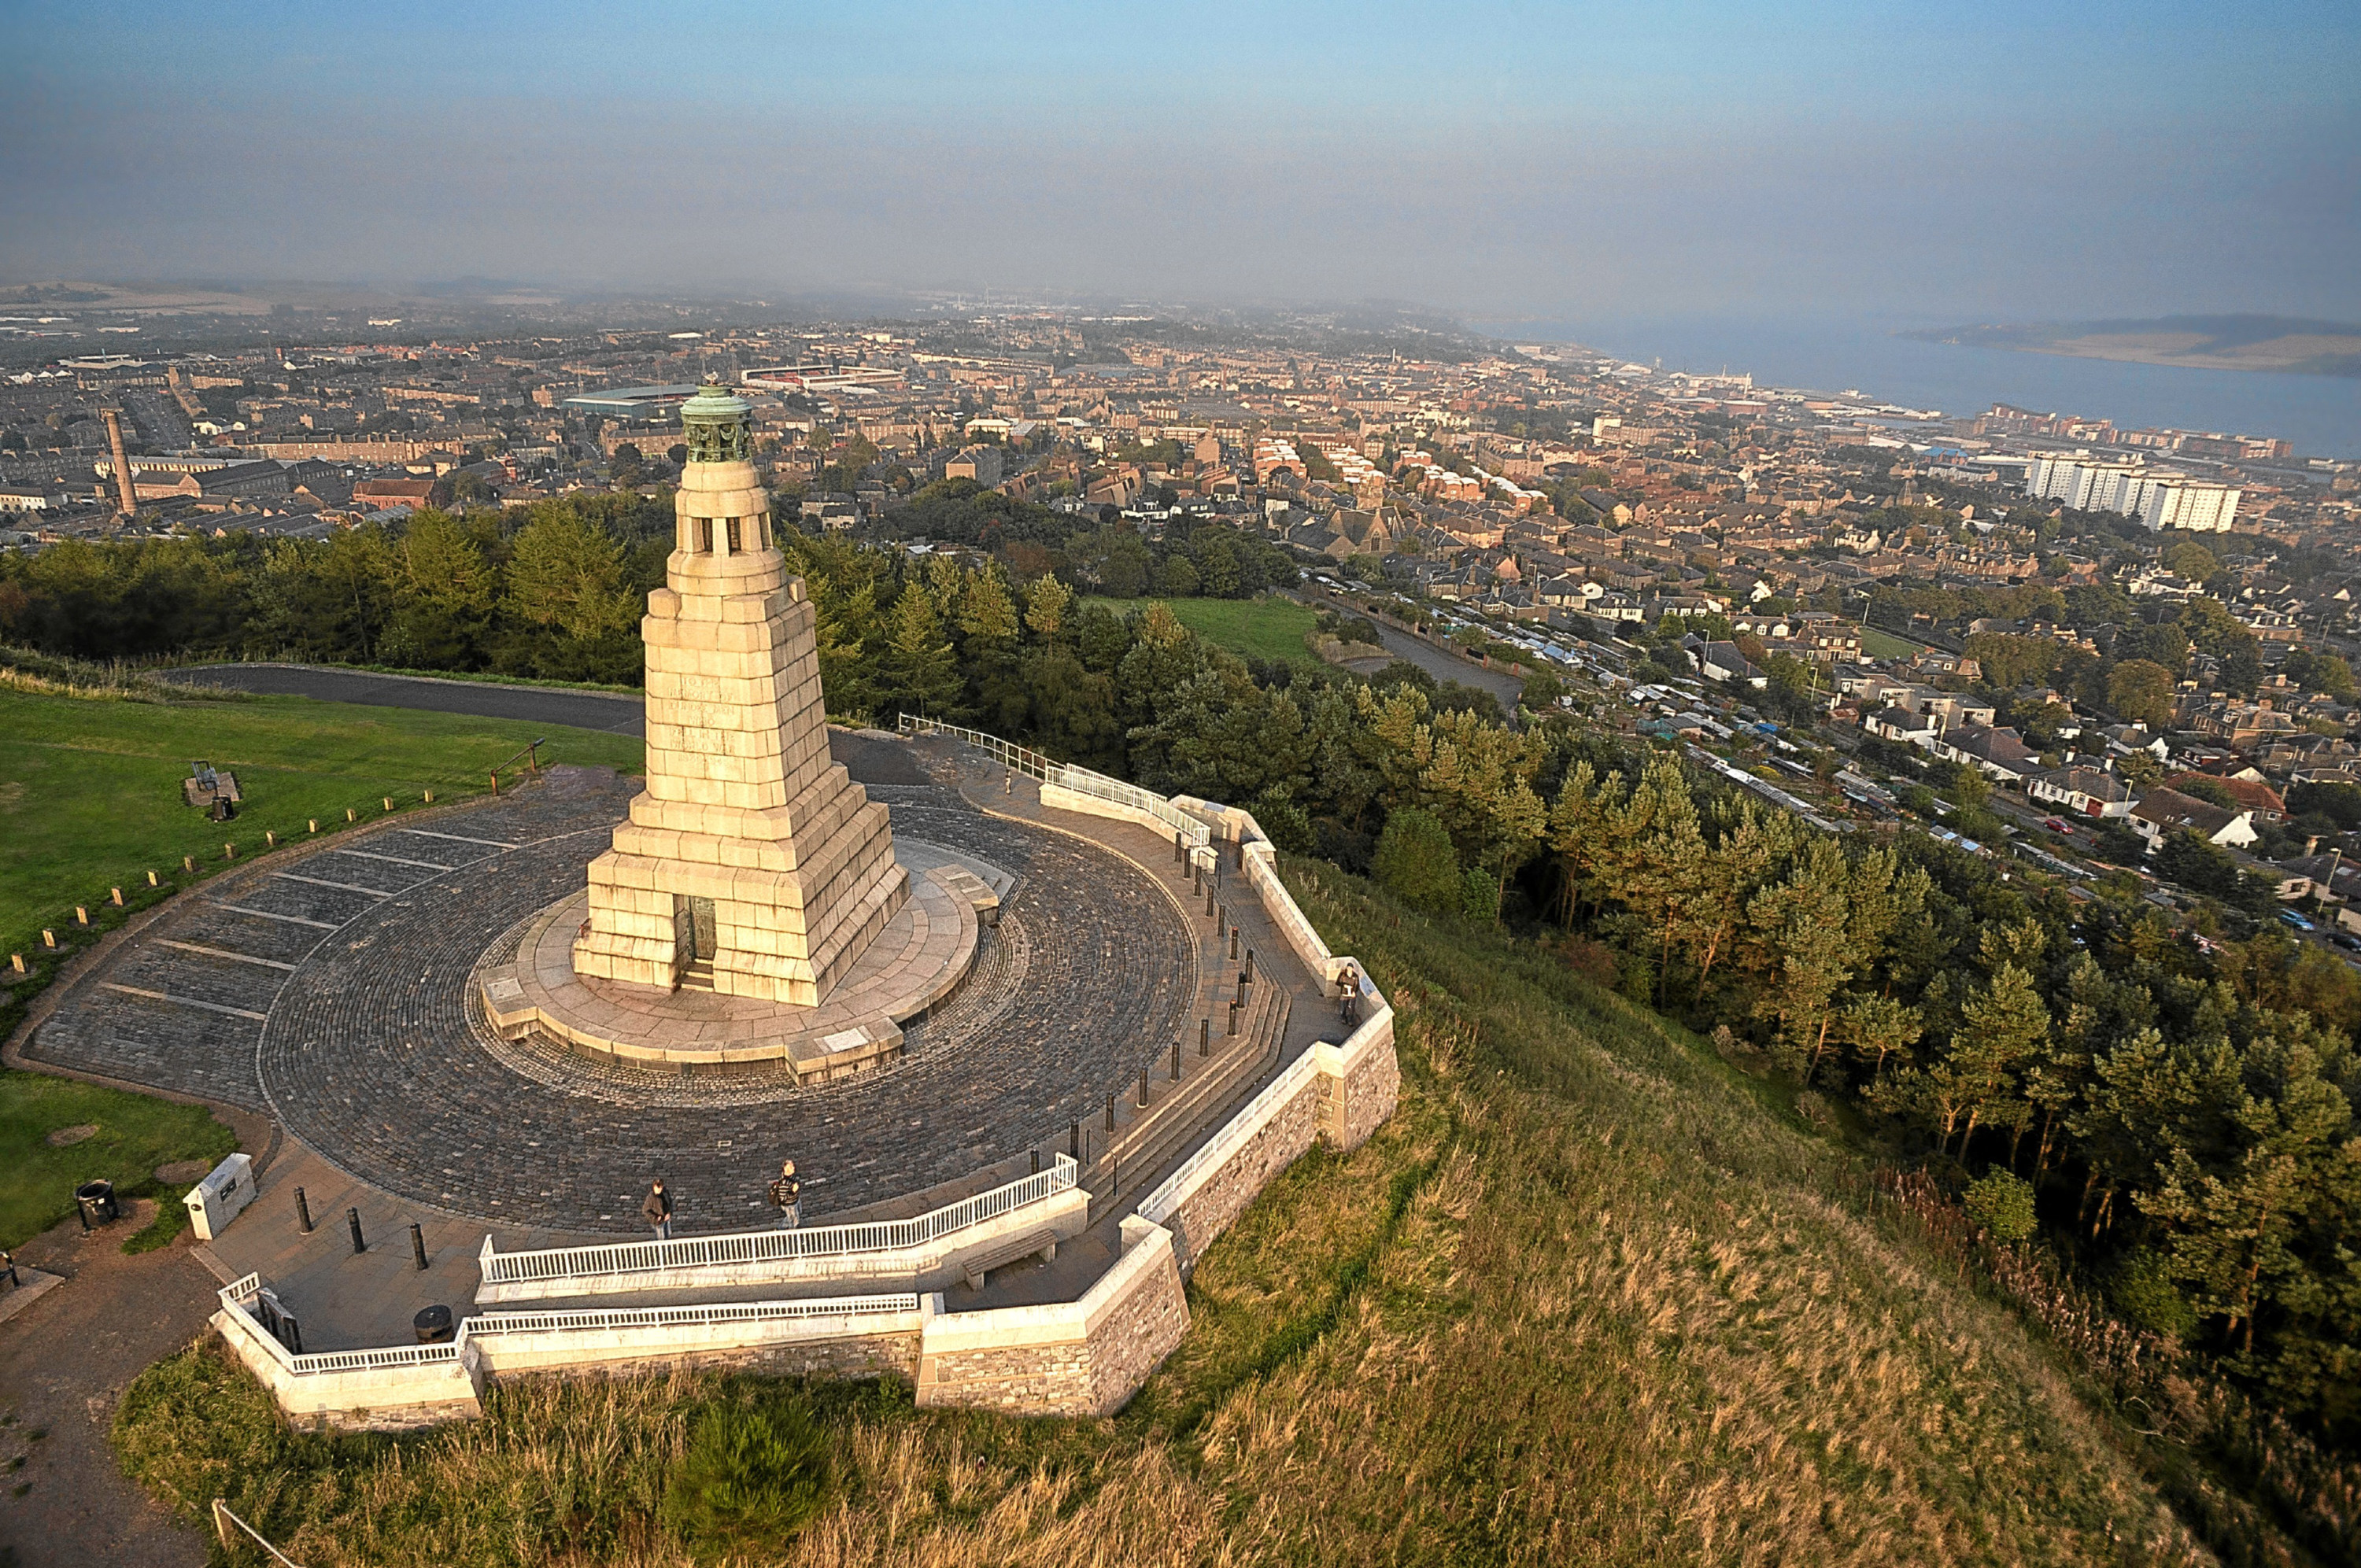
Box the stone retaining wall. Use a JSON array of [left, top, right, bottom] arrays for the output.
[[914, 1217, 1189, 1418]]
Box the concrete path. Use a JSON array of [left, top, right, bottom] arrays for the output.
[[0, 1211, 213, 1568], [168, 663, 648, 735]]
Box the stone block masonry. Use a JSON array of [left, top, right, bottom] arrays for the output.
[[575, 382, 906, 1004], [914, 1217, 1190, 1418]]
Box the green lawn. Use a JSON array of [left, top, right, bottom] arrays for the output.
[[1082, 595, 1321, 667], [1858, 624, 1923, 661], [0, 1072, 237, 1249], [0, 688, 645, 965]]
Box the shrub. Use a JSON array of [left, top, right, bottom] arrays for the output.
[[660, 1399, 833, 1561], [1251, 787, 1315, 855], [1460, 865, 1499, 924], [2110, 1248, 2198, 1341], [1371, 806, 1459, 917], [1964, 1169, 2038, 1243]]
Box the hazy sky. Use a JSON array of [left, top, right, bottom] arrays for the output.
[[4, 0, 2355, 327]]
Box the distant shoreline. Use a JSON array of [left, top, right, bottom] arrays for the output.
[[1903, 315, 2361, 379]]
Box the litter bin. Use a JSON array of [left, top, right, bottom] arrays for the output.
[[413, 1304, 455, 1345], [75, 1179, 119, 1229]]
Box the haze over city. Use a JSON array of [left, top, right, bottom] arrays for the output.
[[8, 6, 2361, 1567], [6, 0, 2356, 323]]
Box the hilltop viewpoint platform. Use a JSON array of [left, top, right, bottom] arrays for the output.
[[479, 837, 1004, 1079]]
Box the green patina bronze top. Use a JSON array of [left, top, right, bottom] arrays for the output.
[[680, 375, 752, 463]]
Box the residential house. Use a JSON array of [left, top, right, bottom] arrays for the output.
[[2129, 788, 2258, 850]]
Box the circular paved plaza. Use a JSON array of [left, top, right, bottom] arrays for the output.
[[37, 764, 1199, 1235]]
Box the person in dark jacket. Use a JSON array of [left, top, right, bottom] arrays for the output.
[[642, 1179, 673, 1240], [767, 1160, 801, 1229]]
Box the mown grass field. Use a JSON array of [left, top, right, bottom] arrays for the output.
[[1859, 625, 1924, 661], [0, 1072, 235, 1250], [1082, 595, 1321, 667], [0, 687, 645, 964], [112, 861, 2204, 1566]]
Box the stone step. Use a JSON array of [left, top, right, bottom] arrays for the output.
[[1087, 980, 1290, 1221], [678, 960, 715, 993]]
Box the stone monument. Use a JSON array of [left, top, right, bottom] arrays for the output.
[[571, 379, 907, 1005]]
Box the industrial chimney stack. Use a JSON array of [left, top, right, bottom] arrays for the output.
[[102, 408, 137, 522]]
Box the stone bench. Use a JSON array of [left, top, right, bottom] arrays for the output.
[[958, 1228, 1059, 1291]]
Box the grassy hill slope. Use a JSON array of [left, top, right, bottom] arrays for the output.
[[113, 862, 2202, 1566]]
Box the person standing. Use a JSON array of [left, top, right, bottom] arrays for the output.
[[642, 1178, 674, 1241], [767, 1160, 802, 1229]]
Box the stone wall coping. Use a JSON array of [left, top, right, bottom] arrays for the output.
[[916, 1216, 1177, 1356]]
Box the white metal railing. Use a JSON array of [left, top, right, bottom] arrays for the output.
[[898, 714, 1212, 848], [216, 1274, 463, 1375], [1047, 764, 1213, 847], [1138, 1047, 1322, 1225], [217, 1275, 921, 1382], [466, 1293, 921, 1337], [479, 1155, 1077, 1286], [896, 714, 1055, 780]]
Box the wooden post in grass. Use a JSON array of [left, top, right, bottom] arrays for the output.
[[308, 819, 318, 833], [182, 855, 195, 873], [382, 797, 393, 813], [9, 954, 24, 974], [264, 831, 276, 847], [110, 887, 124, 905], [345, 807, 357, 823], [224, 843, 236, 860], [42, 931, 55, 948], [74, 906, 88, 924], [146, 870, 158, 887]]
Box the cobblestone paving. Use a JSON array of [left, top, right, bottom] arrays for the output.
[[35, 762, 1199, 1234], [464, 885, 1033, 1109]]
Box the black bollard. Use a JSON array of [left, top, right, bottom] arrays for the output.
[[1230, 928, 1240, 961], [1236, 974, 1248, 1006], [1246, 949, 1257, 984], [346, 1207, 366, 1255], [409, 1222, 429, 1272], [295, 1186, 313, 1233], [1228, 999, 1241, 1035], [1216, 905, 1227, 937], [1200, 1017, 1211, 1056], [1105, 1093, 1116, 1131], [1204, 887, 1214, 917], [1171, 1042, 1182, 1081], [1136, 1067, 1150, 1108]]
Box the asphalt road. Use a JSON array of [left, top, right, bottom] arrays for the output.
[[170, 664, 648, 736]]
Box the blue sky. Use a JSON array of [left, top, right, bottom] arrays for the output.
[[3, 0, 2355, 323]]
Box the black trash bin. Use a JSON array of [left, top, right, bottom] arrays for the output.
[[75, 1179, 118, 1229], [413, 1304, 455, 1344]]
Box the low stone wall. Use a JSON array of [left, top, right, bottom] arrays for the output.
[[1314, 986, 1399, 1153], [471, 1306, 923, 1383], [212, 1302, 487, 1432], [1144, 1055, 1323, 1273], [914, 1217, 1189, 1417]]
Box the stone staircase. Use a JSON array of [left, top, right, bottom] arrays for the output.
[[1084, 972, 1291, 1222], [678, 959, 715, 992]]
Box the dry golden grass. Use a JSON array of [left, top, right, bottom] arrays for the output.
[[114, 862, 2227, 1566]]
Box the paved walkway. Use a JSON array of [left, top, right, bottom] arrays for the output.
[[0, 1211, 215, 1568]]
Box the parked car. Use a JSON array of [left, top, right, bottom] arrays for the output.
[[2279, 909, 2317, 932], [2334, 932, 2361, 953], [2042, 818, 2071, 833]]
